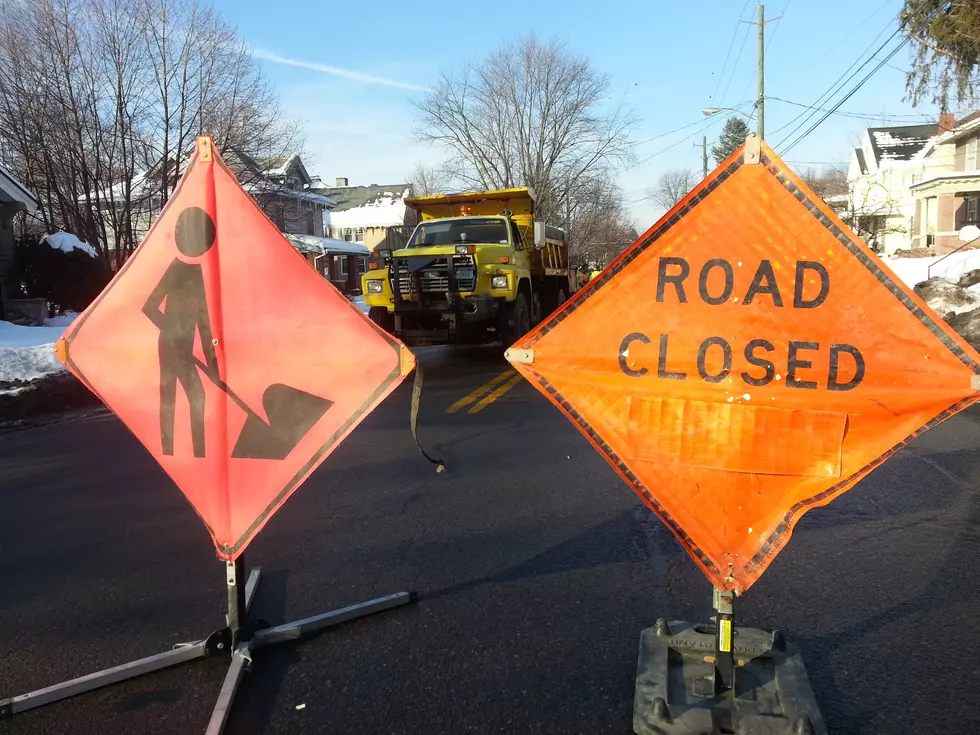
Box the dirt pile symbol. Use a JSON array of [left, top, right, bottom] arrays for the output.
[[142, 206, 332, 460]]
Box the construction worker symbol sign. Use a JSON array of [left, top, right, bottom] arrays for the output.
[[507, 137, 980, 593], [57, 137, 413, 559]]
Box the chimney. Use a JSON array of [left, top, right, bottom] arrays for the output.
[[939, 113, 956, 133], [335, 177, 349, 187]]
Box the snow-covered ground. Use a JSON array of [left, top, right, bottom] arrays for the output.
[[0, 313, 77, 385], [881, 250, 980, 289], [349, 295, 370, 314]]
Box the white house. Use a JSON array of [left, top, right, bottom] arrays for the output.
[[845, 113, 980, 255], [314, 178, 417, 252], [845, 120, 944, 254]]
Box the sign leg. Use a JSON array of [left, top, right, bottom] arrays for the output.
[[0, 640, 209, 716], [249, 591, 415, 649], [713, 587, 735, 693], [204, 647, 250, 735]]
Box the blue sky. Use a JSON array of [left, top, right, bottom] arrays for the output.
[[213, 0, 944, 229]]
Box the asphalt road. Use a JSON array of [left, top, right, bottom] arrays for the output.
[[3, 345, 980, 734]]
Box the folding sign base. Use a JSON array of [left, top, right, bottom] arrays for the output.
[[0, 558, 415, 734], [632, 619, 826, 735]]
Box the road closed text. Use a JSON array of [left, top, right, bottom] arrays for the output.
[[618, 257, 866, 391]]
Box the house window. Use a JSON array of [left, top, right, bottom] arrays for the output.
[[306, 210, 315, 235], [275, 204, 285, 231], [343, 227, 354, 242], [339, 257, 349, 276], [968, 197, 979, 224], [355, 227, 364, 241], [358, 256, 367, 274]]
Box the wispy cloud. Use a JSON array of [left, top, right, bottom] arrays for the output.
[[254, 49, 432, 93]]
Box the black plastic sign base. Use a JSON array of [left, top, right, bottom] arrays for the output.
[[633, 619, 826, 735]]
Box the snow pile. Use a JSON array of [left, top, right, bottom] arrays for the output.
[[0, 316, 76, 384], [913, 278, 980, 318], [328, 189, 410, 229], [881, 249, 980, 289], [43, 311, 79, 328], [41, 232, 97, 258]]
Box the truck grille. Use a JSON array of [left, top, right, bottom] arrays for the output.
[[393, 255, 476, 295]]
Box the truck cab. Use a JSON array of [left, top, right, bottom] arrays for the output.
[[362, 187, 573, 347]]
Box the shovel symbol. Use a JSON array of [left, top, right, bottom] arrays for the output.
[[193, 358, 332, 460]]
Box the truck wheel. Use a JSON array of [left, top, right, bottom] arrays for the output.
[[368, 307, 394, 334], [504, 293, 531, 346]]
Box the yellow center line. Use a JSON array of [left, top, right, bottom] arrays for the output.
[[446, 369, 516, 414], [468, 373, 524, 414]]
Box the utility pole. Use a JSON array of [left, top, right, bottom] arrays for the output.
[[757, 3, 765, 140], [739, 4, 781, 141], [702, 136, 708, 178]]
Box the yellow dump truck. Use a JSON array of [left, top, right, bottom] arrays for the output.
[[361, 187, 575, 346]]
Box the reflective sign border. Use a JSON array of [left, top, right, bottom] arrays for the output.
[[521, 144, 980, 581], [61, 142, 406, 558]]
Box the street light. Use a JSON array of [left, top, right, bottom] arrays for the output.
[[702, 107, 757, 120]]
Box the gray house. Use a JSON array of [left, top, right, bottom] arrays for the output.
[[0, 165, 39, 319]]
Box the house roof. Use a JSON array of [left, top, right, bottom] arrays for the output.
[[246, 180, 335, 207], [0, 164, 38, 213], [315, 183, 412, 211], [283, 233, 369, 256], [933, 112, 980, 146], [854, 147, 868, 175], [868, 124, 938, 164], [315, 183, 412, 228]]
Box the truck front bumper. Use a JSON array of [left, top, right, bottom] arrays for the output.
[[393, 294, 504, 321]]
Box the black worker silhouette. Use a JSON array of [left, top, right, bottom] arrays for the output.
[[142, 207, 218, 458], [142, 206, 333, 461]]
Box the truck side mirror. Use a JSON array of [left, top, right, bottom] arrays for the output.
[[533, 222, 546, 248]]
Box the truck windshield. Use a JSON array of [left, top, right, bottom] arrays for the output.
[[407, 218, 509, 247]]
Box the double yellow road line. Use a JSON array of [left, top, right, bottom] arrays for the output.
[[447, 369, 524, 414]]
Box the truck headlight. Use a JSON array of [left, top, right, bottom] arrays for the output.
[[491, 275, 509, 289], [366, 280, 384, 294]]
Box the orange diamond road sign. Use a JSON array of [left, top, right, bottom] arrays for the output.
[[506, 136, 980, 593], [56, 137, 413, 559]]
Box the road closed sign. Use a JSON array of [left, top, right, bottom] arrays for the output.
[[507, 137, 980, 592], [56, 137, 413, 559]]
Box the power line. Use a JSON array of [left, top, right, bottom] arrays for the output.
[[771, 25, 903, 145], [767, 19, 899, 140], [767, 95, 933, 121], [630, 117, 723, 171], [770, 0, 935, 145], [718, 21, 752, 105], [710, 0, 752, 104], [780, 38, 910, 154]]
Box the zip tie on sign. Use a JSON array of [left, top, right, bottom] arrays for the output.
[[410, 362, 445, 473]]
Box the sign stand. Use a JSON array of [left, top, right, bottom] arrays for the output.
[[1, 557, 415, 733], [632, 588, 825, 735]]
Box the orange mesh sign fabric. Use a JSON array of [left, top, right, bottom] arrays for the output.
[[508, 139, 980, 592], [57, 137, 412, 560]]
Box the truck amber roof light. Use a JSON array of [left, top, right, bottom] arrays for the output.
[[368, 262, 379, 270], [500, 256, 510, 264], [459, 205, 472, 215]]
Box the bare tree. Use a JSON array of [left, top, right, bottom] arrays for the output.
[[648, 168, 695, 211], [408, 163, 450, 196], [414, 35, 636, 241], [0, 0, 302, 266], [800, 165, 848, 202]]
